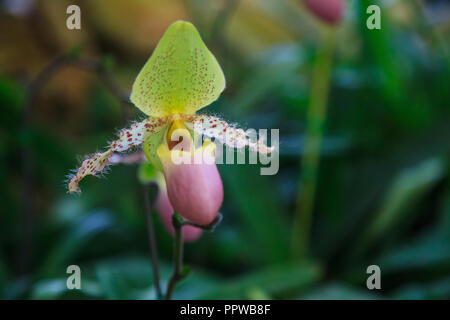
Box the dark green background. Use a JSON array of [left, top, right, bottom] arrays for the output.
[[0, 0, 449, 299]]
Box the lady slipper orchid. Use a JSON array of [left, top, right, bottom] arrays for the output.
[[67, 20, 273, 225]]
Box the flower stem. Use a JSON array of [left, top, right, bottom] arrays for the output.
[[143, 183, 162, 299], [18, 55, 69, 274], [163, 212, 221, 299], [18, 51, 132, 274], [164, 212, 185, 300], [292, 28, 336, 260]]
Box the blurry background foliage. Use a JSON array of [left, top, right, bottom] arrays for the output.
[[0, 0, 449, 299]]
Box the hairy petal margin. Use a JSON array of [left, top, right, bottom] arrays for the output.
[[185, 114, 274, 155], [67, 116, 170, 193]]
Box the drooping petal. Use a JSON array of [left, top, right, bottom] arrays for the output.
[[157, 139, 223, 226], [67, 150, 112, 194], [130, 20, 226, 117], [67, 117, 170, 193], [185, 114, 274, 154]]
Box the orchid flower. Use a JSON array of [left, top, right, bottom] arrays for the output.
[[67, 21, 273, 225]]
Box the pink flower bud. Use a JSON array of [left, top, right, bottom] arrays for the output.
[[156, 187, 203, 243], [302, 0, 344, 25], [157, 139, 223, 226]]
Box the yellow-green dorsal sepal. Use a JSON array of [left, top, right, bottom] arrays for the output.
[[130, 20, 226, 117]]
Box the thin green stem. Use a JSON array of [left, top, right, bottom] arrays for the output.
[[209, 0, 240, 42], [292, 29, 336, 259], [17, 50, 132, 273], [18, 54, 69, 274], [143, 183, 162, 300], [163, 212, 221, 299], [164, 212, 184, 300]]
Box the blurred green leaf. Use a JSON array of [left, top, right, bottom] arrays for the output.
[[359, 157, 445, 252], [227, 45, 303, 117], [85, 256, 172, 299], [1, 277, 30, 300], [170, 268, 221, 300], [303, 283, 380, 300], [220, 164, 290, 264], [198, 261, 321, 299], [392, 277, 450, 300], [39, 210, 117, 277], [377, 229, 450, 274], [95, 266, 129, 300], [357, 0, 427, 128], [31, 278, 101, 300]]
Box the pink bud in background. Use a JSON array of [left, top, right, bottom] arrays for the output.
[[302, 0, 344, 25], [156, 188, 203, 243], [157, 140, 224, 226]]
